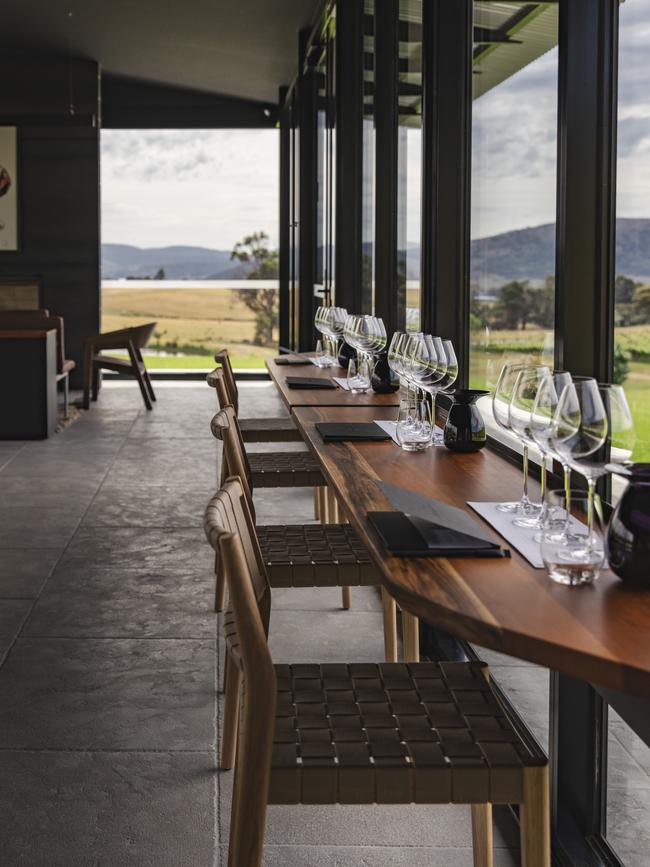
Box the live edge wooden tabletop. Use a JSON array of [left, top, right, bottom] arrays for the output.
[[291, 404, 650, 699], [265, 357, 402, 409]]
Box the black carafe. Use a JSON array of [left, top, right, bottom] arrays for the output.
[[371, 351, 400, 393], [337, 341, 356, 370], [443, 389, 489, 452], [607, 463, 650, 586]]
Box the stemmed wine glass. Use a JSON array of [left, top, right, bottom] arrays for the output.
[[528, 369, 573, 532], [508, 366, 551, 527], [550, 379, 609, 551], [387, 330, 407, 390], [492, 362, 535, 513]]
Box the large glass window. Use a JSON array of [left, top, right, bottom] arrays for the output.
[[469, 2, 558, 398], [615, 0, 650, 462], [101, 129, 279, 370], [397, 0, 423, 331], [314, 8, 337, 306]]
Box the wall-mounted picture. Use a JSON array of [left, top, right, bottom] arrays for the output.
[[0, 127, 17, 251]]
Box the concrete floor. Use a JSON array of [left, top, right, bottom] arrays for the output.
[[0, 381, 646, 866]]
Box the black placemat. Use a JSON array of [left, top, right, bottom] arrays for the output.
[[286, 376, 337, 389], [316, 422, 392, 442]]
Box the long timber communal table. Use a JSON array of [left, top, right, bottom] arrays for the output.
[[265, 357, 402, 410], [290, 404, 650, 700]]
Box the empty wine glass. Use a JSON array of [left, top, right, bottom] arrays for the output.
[[509, 366, 551, 527], [387, 330, 407, 388], [437, 340, 459, 393], [492, 361, 534, 513], [551, 379, 608, 551], [408, 335, 449, 445]]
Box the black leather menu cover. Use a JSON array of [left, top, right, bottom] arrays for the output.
[[286, 376, 337, 389], [367, 511, 505, 557], [316, 422, 391, 442]]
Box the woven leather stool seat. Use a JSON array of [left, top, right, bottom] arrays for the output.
[[239, 416, 302, 443], [257, 524, 379, 587], [248, 450, 325, 488], [269, 661, 544, 806]]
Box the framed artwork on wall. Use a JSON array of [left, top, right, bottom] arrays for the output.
[[0, 127, 18, 251]]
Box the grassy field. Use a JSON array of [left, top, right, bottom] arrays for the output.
[[102, 285, 277, 368]]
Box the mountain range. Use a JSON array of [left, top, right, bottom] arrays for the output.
[[102, 218, 650, 285]]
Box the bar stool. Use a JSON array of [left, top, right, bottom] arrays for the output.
[[205, 477, 551, 867], [211, 350, 302, 442], [211, 408, 415, 665]]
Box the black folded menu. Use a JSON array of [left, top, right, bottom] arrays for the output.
[[286, 376, 337, 389], [316, 422, 391, 442], [368, 481, 510, 558], [274, 356, 312, 366], [368, 512, 508, 557]]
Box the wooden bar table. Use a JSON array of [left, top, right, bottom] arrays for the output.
[[265, 357, 402, 410], [291, 404, 650, 700]]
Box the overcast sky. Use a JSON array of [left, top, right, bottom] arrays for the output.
[[101, 129, 279, 250], [100, 0, 650, 251]]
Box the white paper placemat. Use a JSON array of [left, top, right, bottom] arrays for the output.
[[468, 502, 544, 567], [333, 376, 351, 390], [374, 419, 444, 446]]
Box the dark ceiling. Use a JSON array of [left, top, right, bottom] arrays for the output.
[[1, 0, 321, 103]]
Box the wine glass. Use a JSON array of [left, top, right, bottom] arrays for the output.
[[509, 366, 551, 527], [387, 330, 407, 387], [492, 361, 534, 513], [551, 379, 608, 550], [529, 370, 574, 537], [409, 335, 449, 445], [437, 340, 458, 392]]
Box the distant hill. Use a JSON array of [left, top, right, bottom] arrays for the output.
[[470, 217, 650, 290], [101, 244, 249, 280], [102, 218, 650, 284]]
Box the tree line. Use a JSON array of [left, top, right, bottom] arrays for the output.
[[472, 274, 650, 331]]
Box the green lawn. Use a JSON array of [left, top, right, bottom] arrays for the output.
[[133, 353, 267, 369]]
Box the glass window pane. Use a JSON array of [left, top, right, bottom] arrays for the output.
[[398, 0, 422, 332], [615, 0, 650, 464], [469, 3, 558, 406]]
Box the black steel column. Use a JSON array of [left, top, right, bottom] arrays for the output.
[[278, 86, 291, 350], [555, 0, 619, 382], [550, 673, 612, 865], [552, 6, 619, 861], [334, 0, 364, 314], [421, 0, 472, 386], [374, 0, 401, 334]]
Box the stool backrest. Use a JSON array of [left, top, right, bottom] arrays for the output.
[[206, 366, 230, 410], [204, 475, 272, 641], [214, 349, 238, 412], [210, 405, 255, 517]]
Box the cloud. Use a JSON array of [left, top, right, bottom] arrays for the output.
[[101, 129, 279, 248]]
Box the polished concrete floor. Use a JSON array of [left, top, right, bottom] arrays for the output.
[[0, 381, 646, 866]]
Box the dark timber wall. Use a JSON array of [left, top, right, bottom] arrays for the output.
[[0, 57, 100, 388]]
